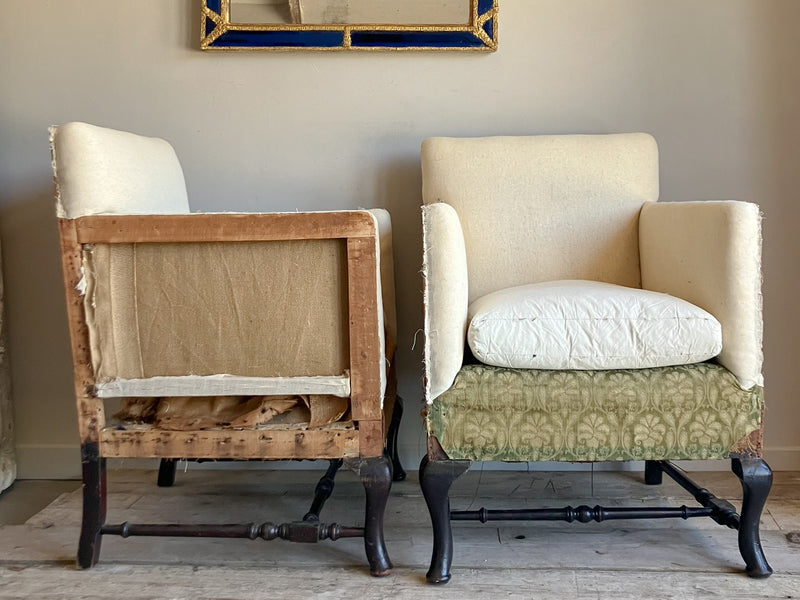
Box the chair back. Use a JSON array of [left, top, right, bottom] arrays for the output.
[[421, 134, 659, 303], [50, 122, 190, 218]]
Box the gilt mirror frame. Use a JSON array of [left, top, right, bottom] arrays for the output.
[[201, 0, 498, 51]]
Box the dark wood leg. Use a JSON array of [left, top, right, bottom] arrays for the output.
[[732, 456, 773, 578], [644, 460, 663, 485], [77, 443, 107, 569], [386, 396, 406, 481], [157, 459, 177, 487], [303, 459, 343, 521], [344, 456, 393, 576], [419, 455, 470, 584]]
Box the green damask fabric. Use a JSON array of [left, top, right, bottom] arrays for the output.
[[427, 363, 762, 462]]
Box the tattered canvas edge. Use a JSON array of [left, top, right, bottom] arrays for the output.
[[49, 125, 67, 219], [421, 205, 434, 405]]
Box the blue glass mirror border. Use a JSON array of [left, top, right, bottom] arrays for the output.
[[201, 0, 498, 51]]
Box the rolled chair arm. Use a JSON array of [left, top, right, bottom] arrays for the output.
[[422, 203, 469, 402], [639, 200, 763, 389]]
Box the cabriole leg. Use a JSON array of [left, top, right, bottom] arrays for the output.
[[419, 455, 470, 584], [304, 459, 343, 521], [387, 396, 406, 481], [344, 455, 393, 576], [732, 455, 773, 578], [77, 443, 107, 569]]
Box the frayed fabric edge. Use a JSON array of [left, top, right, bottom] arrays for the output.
[[49, 125, 67, 219], [421, 205, 434, 405]]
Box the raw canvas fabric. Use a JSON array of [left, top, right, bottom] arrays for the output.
[[421, 134, 659, 304], [640, 200, 763, 389], [420, 135, 763, 398], [50, 122, 189, 219]]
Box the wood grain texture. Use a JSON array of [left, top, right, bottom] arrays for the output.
[[71, 212, 376, 244], [58, 219, 105, 443], [356, 420, 385, 458], [99, 426, 360, 460], [1, 565, 797, 600], [346, 236, 382, 422]]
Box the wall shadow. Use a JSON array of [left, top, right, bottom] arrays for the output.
[[374, 157, 426, 464], [0, 190, 77, 447]]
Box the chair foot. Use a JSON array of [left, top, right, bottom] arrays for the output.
[[344, 456, 393, 576], [644, 460, 663, 485], [157, 459, 177, 487], [732, 456, 773, 578], [386, 397, 406, 481], [77, 443, 107, 569], [419, 455, 470, 584]]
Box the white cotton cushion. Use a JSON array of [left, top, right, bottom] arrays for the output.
[[50, 122, 190, 219], [467, 280, 723, 370]]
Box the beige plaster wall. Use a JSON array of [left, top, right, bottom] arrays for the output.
[[1, 0, 798, 476]]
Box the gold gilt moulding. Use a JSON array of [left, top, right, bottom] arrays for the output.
[[201, 0, 499, 51]]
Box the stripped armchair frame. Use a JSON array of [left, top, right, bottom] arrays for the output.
[[59, 211, 399, 575], [53, 122, 401, 576]]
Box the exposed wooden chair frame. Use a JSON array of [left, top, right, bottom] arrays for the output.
[[59, 211, 401, 576]]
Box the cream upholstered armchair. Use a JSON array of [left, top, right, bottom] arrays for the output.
[[419, 134, 771, 583], [51, 122, 402, 575]]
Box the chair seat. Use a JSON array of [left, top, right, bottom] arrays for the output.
[[427, 362, 762, 462]]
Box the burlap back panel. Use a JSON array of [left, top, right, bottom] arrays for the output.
[[84, 240, 349, 381]]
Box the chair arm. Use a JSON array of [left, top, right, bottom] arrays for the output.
[[422, 203, 469, 402], [69, 211, 376, 243], [367, 208, 397, 360], [639, 201, 763, 389]]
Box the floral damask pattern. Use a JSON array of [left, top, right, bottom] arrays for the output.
[[427, 363, 762, 462]]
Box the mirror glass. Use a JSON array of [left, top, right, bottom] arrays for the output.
[[230, 1, 471, 25]]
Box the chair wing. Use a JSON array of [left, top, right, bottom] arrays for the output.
[[422, 203, 469, 402], [640, 200, 763, 389]]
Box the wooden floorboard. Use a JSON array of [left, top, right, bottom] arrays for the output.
[[0, 468, 798, 599]]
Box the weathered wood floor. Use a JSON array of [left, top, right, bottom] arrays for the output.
[[0, 467, 798, 599]]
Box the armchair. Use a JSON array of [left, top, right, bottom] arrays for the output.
[[51, 122, 401, 575], [419, 134, 771, 582]]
